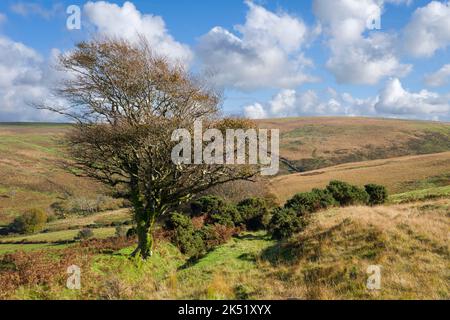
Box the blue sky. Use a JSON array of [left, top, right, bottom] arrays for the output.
[[0, 0, 449, 121]]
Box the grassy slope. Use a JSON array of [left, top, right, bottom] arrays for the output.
[[269, 152, 450, 203], [258, 117, 450, 173], [9, 198, 449, 300], [0, 124, 108, 225]]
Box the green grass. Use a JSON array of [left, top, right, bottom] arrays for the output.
[[399, 173, 450, 191], [0, 243, 70, 254], [0, 227, 117, 246], [175, 232, 274, 299], [390, 185, 450, 204]]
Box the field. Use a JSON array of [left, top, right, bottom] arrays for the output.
[[258, 117, 450, 173], [0, 119, 449, 300]]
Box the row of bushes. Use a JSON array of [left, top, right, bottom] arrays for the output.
[[268, 181, 388, 240], [165, 182, 387, 257]]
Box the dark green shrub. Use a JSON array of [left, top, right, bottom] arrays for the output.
[[268, 208, 306, 240], [10, 208, 48, 234], [191, 196, 242, 227], [285, 188, 337, 214], [190, 196, 226, 216], [326, 180, 369, 206], [237, 198, 271, 230], [208, 204, 242, 227], [76, 228, 94, 240], [168, 213, 205, 258], [365, 184, 388, 205]]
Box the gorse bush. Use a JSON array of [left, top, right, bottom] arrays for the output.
[[326, 180, 369, 206], [167, 213, 205, 258], [191, 195, 242, 226], [208, 204, 242, 227], [365, 184, 388, 205], [190, 196, 226, 217], [285, 189, 337, 214], [268, 208, 306, 240], [237, 198, 271, 230], [267, 181, 387, 240], [168, 201, 241, 258], [10, 208, 48, 234]]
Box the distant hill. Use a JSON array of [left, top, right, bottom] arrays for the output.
[[258, 117, 450, 174]]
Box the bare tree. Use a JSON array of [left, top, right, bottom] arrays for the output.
[[41, 38, 258, 259]]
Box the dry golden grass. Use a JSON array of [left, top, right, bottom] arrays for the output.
[[254, 199, 450, 299], [269, 151, 450, 203]]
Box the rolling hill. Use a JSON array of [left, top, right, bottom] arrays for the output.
[[258, 117, 450, 174], [0, 118, 449, 223]]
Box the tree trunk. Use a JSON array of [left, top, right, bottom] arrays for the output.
[[132, 212, 157, 259]]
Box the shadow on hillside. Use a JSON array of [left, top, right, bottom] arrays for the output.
[[233, 233, 269, 241], [260, 242, 299, 265], [261, 220, 351, 266], [237, 252, 257, 262]]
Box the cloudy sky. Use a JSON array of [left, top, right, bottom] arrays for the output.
[[0, 0, 449, 122]]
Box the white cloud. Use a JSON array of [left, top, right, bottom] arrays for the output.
[[243, 103, 268, 119], [10, 2, 62, 19], [313, 0, 411, 85], [84, 1, 192, 65], [244, 88, 377, 119], [375, 78, 450, 115], [385, 0, 413, 5], [0, 37, 64, 121], [197, 1, 317, 90], [403, 1, 450, 58], [424, 64, 450, 87], [244, 78, 450, 120]]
